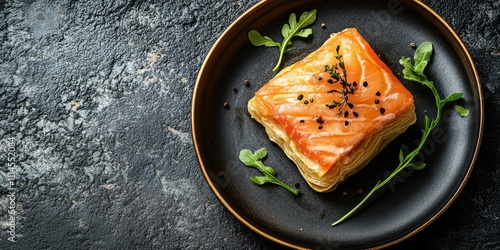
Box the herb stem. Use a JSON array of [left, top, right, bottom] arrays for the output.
[[279, 180, 302, 195], [325, 46, 358, 115], [273, 39, 289, 72], [332, 181, 380, 227], [332, 96, 436, 226]]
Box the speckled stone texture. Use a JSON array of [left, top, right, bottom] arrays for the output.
[[0, 0, 498, 249]]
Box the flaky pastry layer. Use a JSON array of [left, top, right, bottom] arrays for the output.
[[248, 99, 415, 192]]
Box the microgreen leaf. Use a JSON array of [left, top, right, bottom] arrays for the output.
[[239, 148, 301, 195], [250, 175, 269, 185], [409, 162, 426, 171], [401, 144, 409, 158], [398, 144, 410, 164], [398, 148, 404, 163], [441, 93, 464, 105], [400, 57, 423, 82], [248, 9, 317, 72], [413, 41, 433, 73], [253, 147, 268, 161], [423, 115, 431, 129], [332, 42, 468, 226], [455, 105, 470, 117], [297, 10, 317, 29], [281, 13, 296, 39], [248, 30, 281, 47], [414, 60, 429, 75], [295, 28, 313, 38], [239, 148, 259, 167]]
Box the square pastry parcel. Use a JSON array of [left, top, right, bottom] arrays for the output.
[[248, 28, 416, 192]]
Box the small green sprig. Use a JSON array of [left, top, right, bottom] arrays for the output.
[[455, 105, 470, 117], [324, 45, 358, 115], [248, 9, 317, 72], [239, 148, 301, 195], [332, 42, 467, 226]]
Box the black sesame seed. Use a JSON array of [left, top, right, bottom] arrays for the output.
[[327, 78, 334, 84], [344, 121, 349, 126], [321, 23, 326, 29], [353, 112, 359, 117], [318, 77, 323, 81], [304, 100, 309, 104], [244, 80, 250, 87], [347, 103, 354, 109], [316, 116, 325, 124], [376, 91, 381, 96], [352, 81, 357, 87], [328, 104, 335, 109], [318, 125, 323, 130], [344, 111, 349, 118], [295, 182, 301, 188], [297, 94, 304, 100], [374, 99, 380, 104], [232, 88, 238, 93], [310, 98, 314, 103], [223, 102, 229, 109], [299, 119, 305, 123], [363, 81, 368, 87], [380, 107, 386, 114]]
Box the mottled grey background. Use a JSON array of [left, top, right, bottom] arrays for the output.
[[0, 0, 498, 249]]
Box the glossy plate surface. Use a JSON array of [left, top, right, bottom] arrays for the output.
[[192, 0, 483, 248]]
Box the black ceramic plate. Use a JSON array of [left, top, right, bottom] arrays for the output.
[[192, 0, 483, 249]]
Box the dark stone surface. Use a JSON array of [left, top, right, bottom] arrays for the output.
[[0, 0, 498, 249]]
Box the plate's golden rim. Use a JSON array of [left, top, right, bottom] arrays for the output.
[[191, 0, 484, 249]]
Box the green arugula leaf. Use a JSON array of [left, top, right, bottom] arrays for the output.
[[253, 147, 268, 161], [250, 175, 269, 185], [398, 144, 410, 165], [413, 41, 433, 73], [441, 93, 464, 106], [294, 28, 313, 38], [414, 60, 429, 75], [400, 58, 423, 82], [423, 115, 431, 129], [400, 144, 409, 157], [409, 162, 426, 171], [332, 42, 468, 226], [248, 30, 281, 47], [239, 148, 259, 167], [239, 148, 301, 195], [281, 13, 296, 39], [398, 148, 404, 163], [455, 105, 470, 117], [248, 9, 317, 72]]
